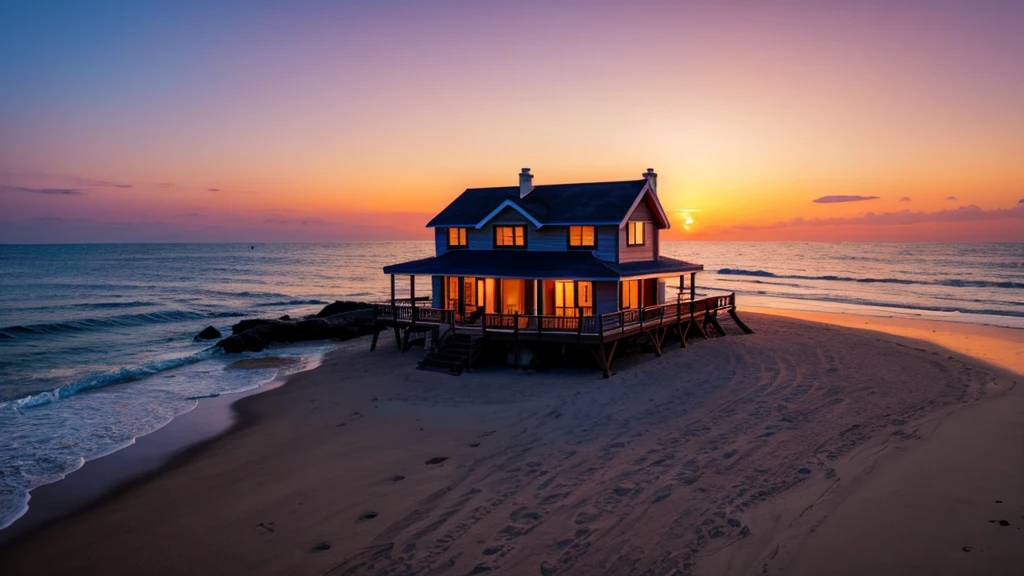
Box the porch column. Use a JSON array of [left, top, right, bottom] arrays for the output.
[[457, 276, 465, 317], [390, 274, 396, 307], [689, 272, 696, 301], [532, 279, 539, 315], [617, 280, 622, 310], [409, 275, 415, 306], [679, 275, 685, 302]]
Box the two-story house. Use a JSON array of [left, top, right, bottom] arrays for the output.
[[377, 169, 749, 376], [386, 168, 703, 316]]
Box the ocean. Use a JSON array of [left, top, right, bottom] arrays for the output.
[[0, 241, 1021, 530]]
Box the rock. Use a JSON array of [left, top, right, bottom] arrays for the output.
[[316, 300, 373, 318], [194, 326, 222, 341], [216, 304, 377, 353], [231, 318, 278, 335], [278, 314, 291, 321]]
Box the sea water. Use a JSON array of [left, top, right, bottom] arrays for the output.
[[0, 241, 1021, 529]]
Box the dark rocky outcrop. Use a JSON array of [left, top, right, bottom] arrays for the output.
[[194, 326, 222, 341], [316, 300, 373, 318], [278, 314, 291, 321], [217, 306, 376, 353], [231, 318, 277, 335]]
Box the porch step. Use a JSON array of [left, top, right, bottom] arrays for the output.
[[417, 334, 481, 375]]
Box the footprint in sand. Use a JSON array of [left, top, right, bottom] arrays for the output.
[[482, 545, 504, 556], [356, 511, 379, 523], [425, 456, 448, 465], [310, 541, 332, 552], [390, 475, 406, 482]]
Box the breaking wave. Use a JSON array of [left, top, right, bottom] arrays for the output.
[[0, 349, 218, 410], [716, 268, 1023, 290]]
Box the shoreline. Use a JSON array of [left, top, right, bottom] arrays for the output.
[[0, 354, 309, 547], [1, 312, 1021, 574]]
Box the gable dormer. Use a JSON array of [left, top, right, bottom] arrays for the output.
[[618, 179, 669, 263]]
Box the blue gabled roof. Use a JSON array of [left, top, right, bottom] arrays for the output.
[[383, 251, 702, 280], [426, 180, 653, 228]]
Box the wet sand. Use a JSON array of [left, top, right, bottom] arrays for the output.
[[0, 313, 1020, 575]]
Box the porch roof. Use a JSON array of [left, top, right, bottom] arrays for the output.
[[383, 251, 703, 281]]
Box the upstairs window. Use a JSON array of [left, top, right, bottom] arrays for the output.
[[627, 221, 646, 246], [568, 225, 596, 248], [494, 225, 526, 248], [447, 227, 468, 248]]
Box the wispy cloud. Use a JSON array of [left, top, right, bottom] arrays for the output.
[[3, 186, 85, 195], [207, 188, 221, 192], [812, 195, 880, 204], [75, 178, 132, 188], [157, 182, 175, 188], [1018, 198, 1024, 204], [946, 195, 958, 200], [731, 205, 1024, 231], [899, 196, 911, 202]]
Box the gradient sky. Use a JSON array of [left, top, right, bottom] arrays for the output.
[[1, 0, 1022, 243]]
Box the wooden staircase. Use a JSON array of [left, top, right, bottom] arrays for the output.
[[417, 333, 482, 375]]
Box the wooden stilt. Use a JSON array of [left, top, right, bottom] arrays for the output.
[[370, 326, 380, 351], [677, 320, 690, 348], [728, 308, 755, 334], [401, 327, 411, 352], [597, 343, 611, 378], [709, 315, 727, 337], [606, 340, 619, 368], [648, 329, 663, 357]]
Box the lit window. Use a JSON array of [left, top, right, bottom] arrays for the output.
[[447, 227, 468, 248], [494, 225, 525, 247], [627, 221, 645, 246], [622, 280, 640, 309], [568, 225, 596, 248]]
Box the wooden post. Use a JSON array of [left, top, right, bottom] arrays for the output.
[[598, 344, 611, 378], [409, 275, 415, 306], [390, 274, 396, 307], [370, 304, 380, 351], [689, 272, 696, 302], [513, 312, 520, 370], [457, 276, 465, 319]]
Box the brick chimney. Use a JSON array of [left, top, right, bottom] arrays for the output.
[[644, 168, 657, 194], [519, 168, 534, 198]]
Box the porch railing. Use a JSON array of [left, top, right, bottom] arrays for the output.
[[374, 292, 736, 337]]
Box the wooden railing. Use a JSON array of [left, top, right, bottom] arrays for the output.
[[375, 292, 736, 338]]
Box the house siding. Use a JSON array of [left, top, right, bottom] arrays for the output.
[[435, 228, 448, 256], [594, 226, 617, 262], [596, 281, 618, 315], [618, 197, 658, 263], [432, 275, 444, 308]]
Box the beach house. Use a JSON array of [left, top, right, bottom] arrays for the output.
[[376, 169, 750, 376]]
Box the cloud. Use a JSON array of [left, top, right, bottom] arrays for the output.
[[730, 205, 1024, 231], [78, 179, 132, 188], [207, 188, 221, 192], [946, 196, 957, 200], [899, 196, 911, 202], [1018, 198, 1024, 204], [3, 186, 84, 195], [812, 195, 880, 204], [157, 182, 175, 188]]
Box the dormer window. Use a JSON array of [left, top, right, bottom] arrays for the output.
[[568, 225, 596, 248], [627, 221, 646, 246], [494, 225, 526, 248], [447, 227, 468, 249]]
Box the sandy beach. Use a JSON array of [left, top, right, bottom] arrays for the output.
[[1, 312, 1021, 575]]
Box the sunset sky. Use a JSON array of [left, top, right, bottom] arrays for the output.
[[1, 0, 1022, 243]]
